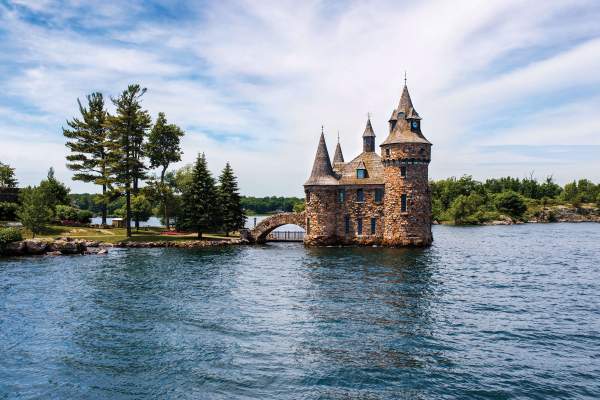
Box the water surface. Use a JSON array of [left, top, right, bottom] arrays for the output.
[[1, 224, 599, 399]]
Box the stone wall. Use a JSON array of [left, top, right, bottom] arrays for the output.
[[381, 143, 432, 246], [303, 187, 338, 245]]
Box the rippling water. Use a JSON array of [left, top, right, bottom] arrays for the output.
[[1, 224, 599, 399]]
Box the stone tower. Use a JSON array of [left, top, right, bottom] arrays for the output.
[[304, 130, 339, 245], [380, 84, 433, 246]]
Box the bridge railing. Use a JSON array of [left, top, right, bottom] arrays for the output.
[[266, 231, 305, 242]]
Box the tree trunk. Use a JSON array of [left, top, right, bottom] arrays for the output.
[[161, 166, 169, 230], [126, 186, 132, 238], [101, 184, 107, 226], [133, 177, 139, 231], [198, 231, 202, 239]]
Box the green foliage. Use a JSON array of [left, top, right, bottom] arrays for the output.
[[596, 193, 600, 208], [55, 205, 79, 221], [77, 209, 93, 223], [38, 168, 71, 213], [0, 202, 19, 221], [448, 193, 488, 225], [293, 201, 306, 213], [241, 196, 304, 214], [217, 163, 246, 235], [176, 153, 220, 238], [0, 162, 18, 188], [0, 227, 22, 252], [63, 92, 112, 223], [105, 84, 152, 236], [115, 194, 153, 222], [560, 179, 599, 204], [494, 191, 527, 218], [17, 186, 53, 238], [146, 112, 184, 229]]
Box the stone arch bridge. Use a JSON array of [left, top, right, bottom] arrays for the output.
[[242, 212, 306, 244]]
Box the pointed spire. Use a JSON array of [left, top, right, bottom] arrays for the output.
[[362, 115, 375, 137], [398, 84, 414, 114], [304, 130, 338, 186], [333, 132, 344, 163]]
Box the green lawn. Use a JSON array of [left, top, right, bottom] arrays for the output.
[[26, 225, 239, 243]]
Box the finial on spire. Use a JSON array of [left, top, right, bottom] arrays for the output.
[[367, 112, 371, 120], [404, 70, 407, 86], [337, 130, 340, 143]]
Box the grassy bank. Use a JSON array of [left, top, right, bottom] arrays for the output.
[[26, 225, 238, 243]]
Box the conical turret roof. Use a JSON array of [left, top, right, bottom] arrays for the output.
[[333, 141, 344, 163], [304, 131, 339, 186], [362, 117, 375, 137], [398, 85, 414, 114]]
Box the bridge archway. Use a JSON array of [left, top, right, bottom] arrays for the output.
[[246, 212, 306, 243]]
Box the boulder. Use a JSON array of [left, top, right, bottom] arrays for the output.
[[4, 241, 26, 256], [24, 239, 49, 255], [50, 239, 84, 255], [45, 251, 62, 256]]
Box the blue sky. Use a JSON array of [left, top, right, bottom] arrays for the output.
[[1, 0, 600, 196]]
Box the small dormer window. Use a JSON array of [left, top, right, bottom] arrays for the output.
[[356, 168, 367, 179]]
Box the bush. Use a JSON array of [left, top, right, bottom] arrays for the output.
[[77, 210, 93, 223], [596, 193, 600, 208], [0, 202, 19, 221], [449, 193, 486, 225], [494, 191, 527, 219], [55, 205, 79, 221], [0, 227, 23, 252]]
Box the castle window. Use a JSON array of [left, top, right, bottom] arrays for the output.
[[370, 218, 376, 234], [385, 148, 390, 157], [345, 215, 350, 234], [307, 218, 310, 234], [400, 166, 407, 177], [338, 189, 345, 203], [356, 168, 367, 179], [375, 188, 383, 203], [401, 194, 407, 212], [357, 218, 363, 235], [306, 191, 311, 202], [357, 189, 364, 202]]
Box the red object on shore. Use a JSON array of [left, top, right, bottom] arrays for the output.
[[160, 231, 186, 235]]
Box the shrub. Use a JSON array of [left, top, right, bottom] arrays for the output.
[[0, 227, 23, 252], [17, 186, 53, 238], [0, 202, 19, 221], [55, 205, 79, 221], [494, 191, 527, 219], [596, 193, 600, 208], [449, 193, 486, 225], [77, 210, 93, 223]]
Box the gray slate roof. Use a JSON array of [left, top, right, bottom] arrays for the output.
[[304, 132, 339, 186]]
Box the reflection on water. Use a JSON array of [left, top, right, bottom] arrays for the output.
[[1, 224, 600, 399]]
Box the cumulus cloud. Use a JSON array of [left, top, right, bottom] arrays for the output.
[[1, 0, 599, 195]]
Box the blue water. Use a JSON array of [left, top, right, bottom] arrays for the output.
[[1, 224, 599, 399]]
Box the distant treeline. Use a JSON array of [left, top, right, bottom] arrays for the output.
[[70, 193, 305, 216], [432, 175, 600, 224]]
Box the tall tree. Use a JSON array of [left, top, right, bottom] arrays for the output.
[[146, 112, 184, 229], [0, 161, 18, 188], [38, 167, 70, 215], [177, 153, 220, 239], [217, 162, 245, 236], [17, 186, 53, 238], [63, 92, 112, 225], [106, 84, 152, 237]]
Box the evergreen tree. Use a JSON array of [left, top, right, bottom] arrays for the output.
[[217, 162, 245, 236], [17, 186, 53, 238], [105, 84, 152, 237], [63, 92, 112, 225], [0, 162, 18, 188], [177, 153, 220, 239], [38, 167, 70, 215], [146, 112, 184, 229]]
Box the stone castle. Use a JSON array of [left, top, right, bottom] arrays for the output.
[[303, 83, 433, 246]]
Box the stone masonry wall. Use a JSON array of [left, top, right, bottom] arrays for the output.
[[304, 187, 338, 245], [381, 143, 432, 246]]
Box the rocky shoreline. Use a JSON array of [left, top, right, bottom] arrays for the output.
[[1, 237, 249, 257]]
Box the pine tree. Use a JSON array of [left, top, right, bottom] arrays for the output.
[[0, 162, 18, 188], [105, 84, 152, 237], [38, 167, 70, 215], [63, 92, 112, 225], [218, 162, 246, 236], [177, 153, 220, 239], [146, 112, 184, 229], [17, 186, 53, 238]]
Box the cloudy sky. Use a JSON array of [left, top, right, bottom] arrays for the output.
[[1, 0, 599, 196]]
